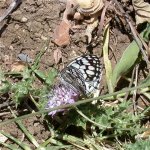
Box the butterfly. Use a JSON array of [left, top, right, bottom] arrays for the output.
[[59, 55, 102, 95]]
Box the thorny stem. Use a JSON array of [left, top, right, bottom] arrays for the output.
[[0, 81, 150, 126], [76, 108, 111, 129]]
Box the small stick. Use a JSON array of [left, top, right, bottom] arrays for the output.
[[0, 100, 14, 109], [140, 95, 149, 107], [112, 0, 150, 69], [109, 45, 117, 63], [0, 0, 21, 23], [97, 1, 112, 38], [91, 1, 112, 47], [132, 64, 139, 115]]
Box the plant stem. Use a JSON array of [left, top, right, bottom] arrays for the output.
[[0, 81, 150, 126]]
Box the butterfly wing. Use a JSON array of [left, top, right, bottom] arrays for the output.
[[60, 55, 102, 95]]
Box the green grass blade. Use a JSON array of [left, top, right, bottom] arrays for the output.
[[0, 67, 11, 94], [11, 111, 39, 148], [0, 131, 32, 150], [32, 39, 50, 70], [0, 142, 21, 150]]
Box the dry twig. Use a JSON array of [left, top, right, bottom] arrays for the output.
[[0, 0, 21, 23], [91, 1, 112, 47], [112, 0, 150, 70], [132, 64, 139, 115], [124, 66, 136, 101]]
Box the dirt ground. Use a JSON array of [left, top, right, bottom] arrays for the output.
[[0, 0, 133, 148]]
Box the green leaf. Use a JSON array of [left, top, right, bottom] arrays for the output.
[[111, 40, 139, 87], [32, 40, 50, 70], [32, 68, 57, 85], [143, 24, 150, 42], [11, 80, 31, 105], [0, 67, 11, 94], [140, 74, 150, 86], [0, 81, 11, 94], [0, 67, 5, 81], [34, 86, 50, 109], [0, 131, 32, 150], [22, 67, 31, 80], [98, 114, 109, 126], [34, 69, 47, 80], [45, 68, 58, 86], [111, 24, 150, 87], [125, 139, 150, 150]]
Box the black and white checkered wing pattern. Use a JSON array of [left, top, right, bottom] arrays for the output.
[[60, 55, 102, 95]]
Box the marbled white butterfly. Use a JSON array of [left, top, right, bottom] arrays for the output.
[[59, 55, 102, 95]]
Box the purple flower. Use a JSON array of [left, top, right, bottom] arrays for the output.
[[46, 84, 79, 116]]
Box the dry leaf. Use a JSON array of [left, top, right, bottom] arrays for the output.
[[135, 122, 150, 140], [53, 20, 71, 46], [133, 0, 150, 25], [11, 61, 27, 72], [53, 0, 77, 46], [136, 129, 150, 140], [141, 130, 150, 139], [53, 48, 62, 64]]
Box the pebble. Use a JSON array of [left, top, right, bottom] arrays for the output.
[[21, 17, 28, 22]]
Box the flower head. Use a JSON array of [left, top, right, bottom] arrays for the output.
[[46, 84, 79, 116]]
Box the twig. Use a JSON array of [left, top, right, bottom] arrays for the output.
[[0, 0, 21, 23], [112, 0, 150, 69], [0, 112, 11, 116], [109, 45, 117, 63], [91, 1, 112, 47], [137, 105, 144, 111], [140, 95, 149, 107], [129, 22, 149, 64], [134, 29, 149, 57], [0, 100, 14, 109], [132, 64, 139, 115], [97, 1, 112, 38]]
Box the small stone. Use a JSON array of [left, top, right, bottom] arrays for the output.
[[41, 36, 48, 41], [74, 12, 84, 20], [21, 17, 28, 22], [34, 122, 40, 127], [9, 45, 14, 50], [0, 41, 5, 48], [15, 24, 20, 29]]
